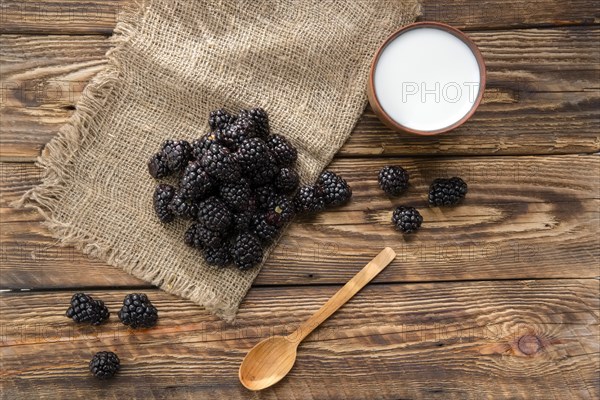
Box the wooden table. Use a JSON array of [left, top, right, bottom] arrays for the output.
[[1, 1, 599, 398]]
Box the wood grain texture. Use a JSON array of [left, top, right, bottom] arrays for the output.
[[2, 155, 598, 289], [1, 0, 598, 34], [2, 28, 599, 161], [1, 280, 598, 399]]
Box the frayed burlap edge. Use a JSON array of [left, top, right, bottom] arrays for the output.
[[13, 1, 422, 322]]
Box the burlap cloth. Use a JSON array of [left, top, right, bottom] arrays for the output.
[[16, 0, 420, 321]]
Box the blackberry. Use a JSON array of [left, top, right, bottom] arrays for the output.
[[168, 191, 198, 220], [231, 210, 253, 232], [184, 223, 222, 249], [200, 143, 241, 182], [274, 167, 299, 194], [378, 166, 409, 196], [148, 152, 170, 179], [209, 108, 235, 131], [195, 225, 223, 249], [180, 161, 213, 199], [232, 233, 263, 270], [249, 157, 279, 186], [153, 184, 176, 223], [89, 351, 120, 380], [264, 195, 295, 227], [237, 137, 270, 172], [117, 293, 158, 329], [239, 108, 269, 138], [428, 177, 468, 206], [266, 134, 297, 167], [203, 245, 231, 267], [254, 185, 277, 210], [392, 206, 423, 234], [250, 214, 281, 243], [161, 140, 192, 174], [318, 171, 352, 207], [192, 132, 219, 160], [197, 196, 232, 232], [219, 179, 251, 211], [294, 185, 326, 214], [217, 115, 256, 150], [184, 223, 203, 249], [66, 293, 110, 326]]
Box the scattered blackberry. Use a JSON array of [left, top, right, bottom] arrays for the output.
[[274, 167, 300, 194], [250, 214, 281, 243], [169, 191, 198, 220], [378, 166, 409, 196], [294, 185, 326, 214], [219, 179, 251, 211], [203, 245, 231, 267], [239, 108, 269, 138], [318, 171, 352, 207], [428, 177, 468, 206], [197, 196, 232, 232], [217, 115, 256, 150], [392, 206, 423, 234], [264, 195, 295, 227], [148, 153, 170, 179], [117, 293, 158, 329], [66, 293, 110, 326], [237, 137, 270, 172], [184, 223, 203, 249], [200, 143, 241, 182], [192, 132, 219, 160], [180, 161, 213, 199], [266, 134, 297, 167], [232, 233, 263, 270], [209, 108, 235, 131], [89, 351, 120, 380], [153, 184, 176, 223], [161, 140, 192, 174]]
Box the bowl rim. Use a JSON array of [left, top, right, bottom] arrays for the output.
[[367, 21, 487, 136]]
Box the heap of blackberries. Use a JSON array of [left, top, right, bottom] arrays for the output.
[[149, 108, 352, 270]]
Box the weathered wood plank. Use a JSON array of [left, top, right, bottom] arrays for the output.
[[1, 155, 598, 289], [1, 28, 599, 161], [1, 0, 598, 34], [1, 280, 598, 399]]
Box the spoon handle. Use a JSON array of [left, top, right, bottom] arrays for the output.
[[290, 247, 396, 343]]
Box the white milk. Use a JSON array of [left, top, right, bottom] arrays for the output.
[[374, 27, 481, 132]]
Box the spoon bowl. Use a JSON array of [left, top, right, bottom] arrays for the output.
[[239, 336, 298, 391]]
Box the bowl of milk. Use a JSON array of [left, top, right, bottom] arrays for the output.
[[367, 22, 486, 135]]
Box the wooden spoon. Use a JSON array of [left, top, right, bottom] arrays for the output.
[[239, 247, 396, 391]]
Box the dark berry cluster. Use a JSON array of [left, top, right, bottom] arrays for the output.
[[428, 177, 468, 206], [117, 293, 158, 329], [149, 108, 352, 271], [377, 165, 468, 234], [89, 351, 120, 380], [66, 293, 110, 326]]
